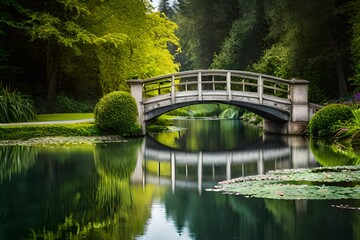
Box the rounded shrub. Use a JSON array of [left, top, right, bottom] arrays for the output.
[[94, 91, 142, 136], [308, 104, 353, 137]]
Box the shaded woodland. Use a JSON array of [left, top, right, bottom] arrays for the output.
[[1, 0, 360, 112]]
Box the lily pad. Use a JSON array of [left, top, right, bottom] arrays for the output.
[[208, 165, 360, 200]]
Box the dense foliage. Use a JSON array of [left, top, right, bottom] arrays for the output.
[[94, 91, 141, 136], [54, 95, 94, 113], [2, 0, 360, 127], [0, 0, 179, 111], [308, 104, 353, 137], [169, 0, 360, 103]]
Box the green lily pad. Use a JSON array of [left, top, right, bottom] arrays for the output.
[[208, 165, 360, 200]]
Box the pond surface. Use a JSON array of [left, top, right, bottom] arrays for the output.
[[0, 119, 359, 240]]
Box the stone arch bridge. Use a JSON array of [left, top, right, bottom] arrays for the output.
[[127, 70, 320, 134]]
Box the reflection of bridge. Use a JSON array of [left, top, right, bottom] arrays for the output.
[[128, 70, 317, 135], [130, 136, 318, 194]]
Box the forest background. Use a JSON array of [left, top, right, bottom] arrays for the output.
[[1, 0, 360, 113]]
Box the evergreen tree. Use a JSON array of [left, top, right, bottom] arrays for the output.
[[159, 0, 174, 18]]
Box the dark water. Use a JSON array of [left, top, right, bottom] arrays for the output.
[[0, 120, 359, 240]]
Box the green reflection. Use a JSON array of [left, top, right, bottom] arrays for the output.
[[164, 188, 359, 240], [0, 145, 37, 183], [154, 119, 262, 151], [310, 138, 360, 166], [0, 139, 157, 240], [94, 141, 142, 179]]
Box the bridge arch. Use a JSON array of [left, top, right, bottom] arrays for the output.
[[144, 101, 289, 124], [127, 70, 312, 134]]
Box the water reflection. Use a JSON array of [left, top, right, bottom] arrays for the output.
[[310, 138, 360, 166], [143, 120, 318, 194], [0, 120, 359, 239], [154, 119, 262, 151], [156, 188, 360, 240], [0, 145, 37, 183]]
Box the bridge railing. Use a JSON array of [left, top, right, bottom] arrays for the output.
[[135, 70, 292, 104]]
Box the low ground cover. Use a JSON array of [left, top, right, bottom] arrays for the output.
[[0, 123, 100, 140]]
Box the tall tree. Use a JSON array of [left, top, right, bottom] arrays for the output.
[[212, 0, 264, 70], [173, 0, 241, 69], [251, 0, 352, 101], [159, 0, 174, 17], [349, 0, 360, 88]]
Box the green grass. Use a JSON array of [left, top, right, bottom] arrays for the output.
[[37, 113, 94, 121], [0, 123, 101, 140]]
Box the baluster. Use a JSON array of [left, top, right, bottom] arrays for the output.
[[198, 72, 202, 101], [171, 75, 175, 104], [274, 83, 277, 96], [212, 75, 215, 90], [226, 71, 232, 101], [258, 75, 263, 104]]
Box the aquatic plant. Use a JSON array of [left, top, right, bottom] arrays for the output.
[[208, 165, 360, 200]]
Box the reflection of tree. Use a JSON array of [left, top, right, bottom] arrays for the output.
[[164, 188, 360, 240], [264, 200, 295, 239], [164, 189, 268, 239], [0, 145, 37, 183], [310, 138, 359, 166], [354, 210, 360, 240], [19, 138, 154, 240]]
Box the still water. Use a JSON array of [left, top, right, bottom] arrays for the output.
[[0, 119, 359, 240]]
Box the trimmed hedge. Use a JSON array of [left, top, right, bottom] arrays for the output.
[[308, 104, 353, 137], [94, 91, 142, 136]]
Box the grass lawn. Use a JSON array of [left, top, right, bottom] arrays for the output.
[[37, 113, 94, 121]]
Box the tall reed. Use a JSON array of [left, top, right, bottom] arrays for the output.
[[0, 86, 37, 123]]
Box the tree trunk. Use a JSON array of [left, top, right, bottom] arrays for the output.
[[45, 43, 62, 112], [336, 55, 348, 98]]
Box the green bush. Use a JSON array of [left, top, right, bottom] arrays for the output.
[[0, 87, 37, 123], [94, 91, 142, 136], [241, 111, 263, 126], [55, 95, 94, 113], [167, 108, 189, 116], [308, 104, 353, 137]]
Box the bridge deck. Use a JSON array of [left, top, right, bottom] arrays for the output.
[[128, 69, 313, 134]]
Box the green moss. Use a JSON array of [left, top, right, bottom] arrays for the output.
[[94, 91, 142, 136]]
